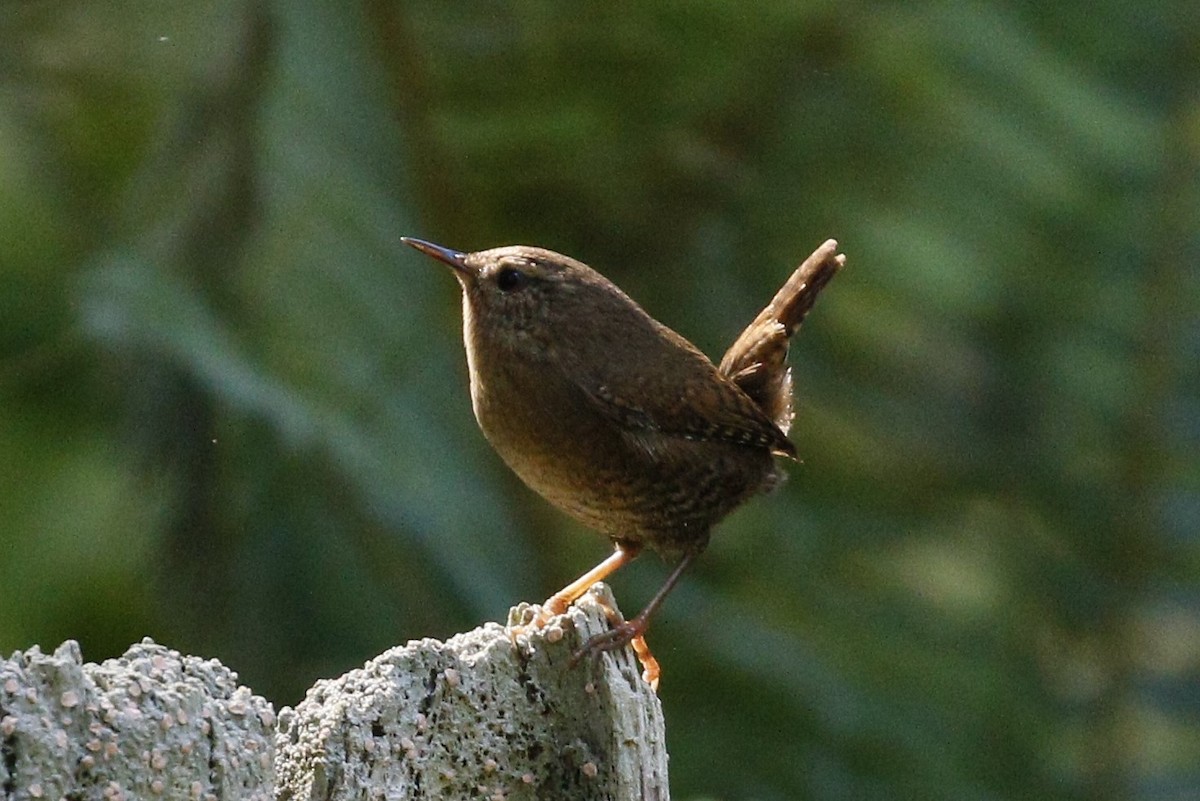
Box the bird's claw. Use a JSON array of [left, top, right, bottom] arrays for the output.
[[505, 595, 573, 644], [508, 588, 662, 691], [570, 617, 661, 692]]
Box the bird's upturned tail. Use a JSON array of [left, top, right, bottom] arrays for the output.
[[717, 239, 845, 436]]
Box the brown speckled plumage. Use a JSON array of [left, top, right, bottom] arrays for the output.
[[403, 236, 844, 687]]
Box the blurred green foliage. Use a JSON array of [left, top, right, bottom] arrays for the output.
[[2, 1, 1198, 798]]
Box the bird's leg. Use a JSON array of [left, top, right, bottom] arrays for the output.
[[544, 543, 642, 617], [509, 543, 642, 636], [570, 545, 702, 691]]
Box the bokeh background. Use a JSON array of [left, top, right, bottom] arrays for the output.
[[3, 1, 1198, 798]]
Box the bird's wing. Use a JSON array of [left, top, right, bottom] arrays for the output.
[[573, 331, 796, 459]]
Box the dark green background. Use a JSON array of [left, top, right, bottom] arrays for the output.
[[2, 2, 1198, 798]]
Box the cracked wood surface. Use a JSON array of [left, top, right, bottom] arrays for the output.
[[0, 585, 668, 800]]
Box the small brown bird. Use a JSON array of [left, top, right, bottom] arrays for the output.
[[403, 237, 844, 688]]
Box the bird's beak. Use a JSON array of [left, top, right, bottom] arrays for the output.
[[401, 237, 474, 280]]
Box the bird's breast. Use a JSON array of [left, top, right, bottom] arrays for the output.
[[464, 346, 773, 547], [460, 298, 777, 547]]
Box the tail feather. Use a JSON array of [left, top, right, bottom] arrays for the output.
[[718, 239, 844, 435]]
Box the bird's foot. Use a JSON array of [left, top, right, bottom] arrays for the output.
[[568, 598, 661, 692], [505, 595, 572, 643], [507, 585, 661, 691]]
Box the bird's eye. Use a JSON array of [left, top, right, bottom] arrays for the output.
[[496, 267, 529, 292]]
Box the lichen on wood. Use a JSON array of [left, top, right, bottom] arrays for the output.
[[0, 585, 668, 801], [276, 584, 668, 800]]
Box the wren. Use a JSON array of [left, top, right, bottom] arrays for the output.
[[402, 236, 844, 688]]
